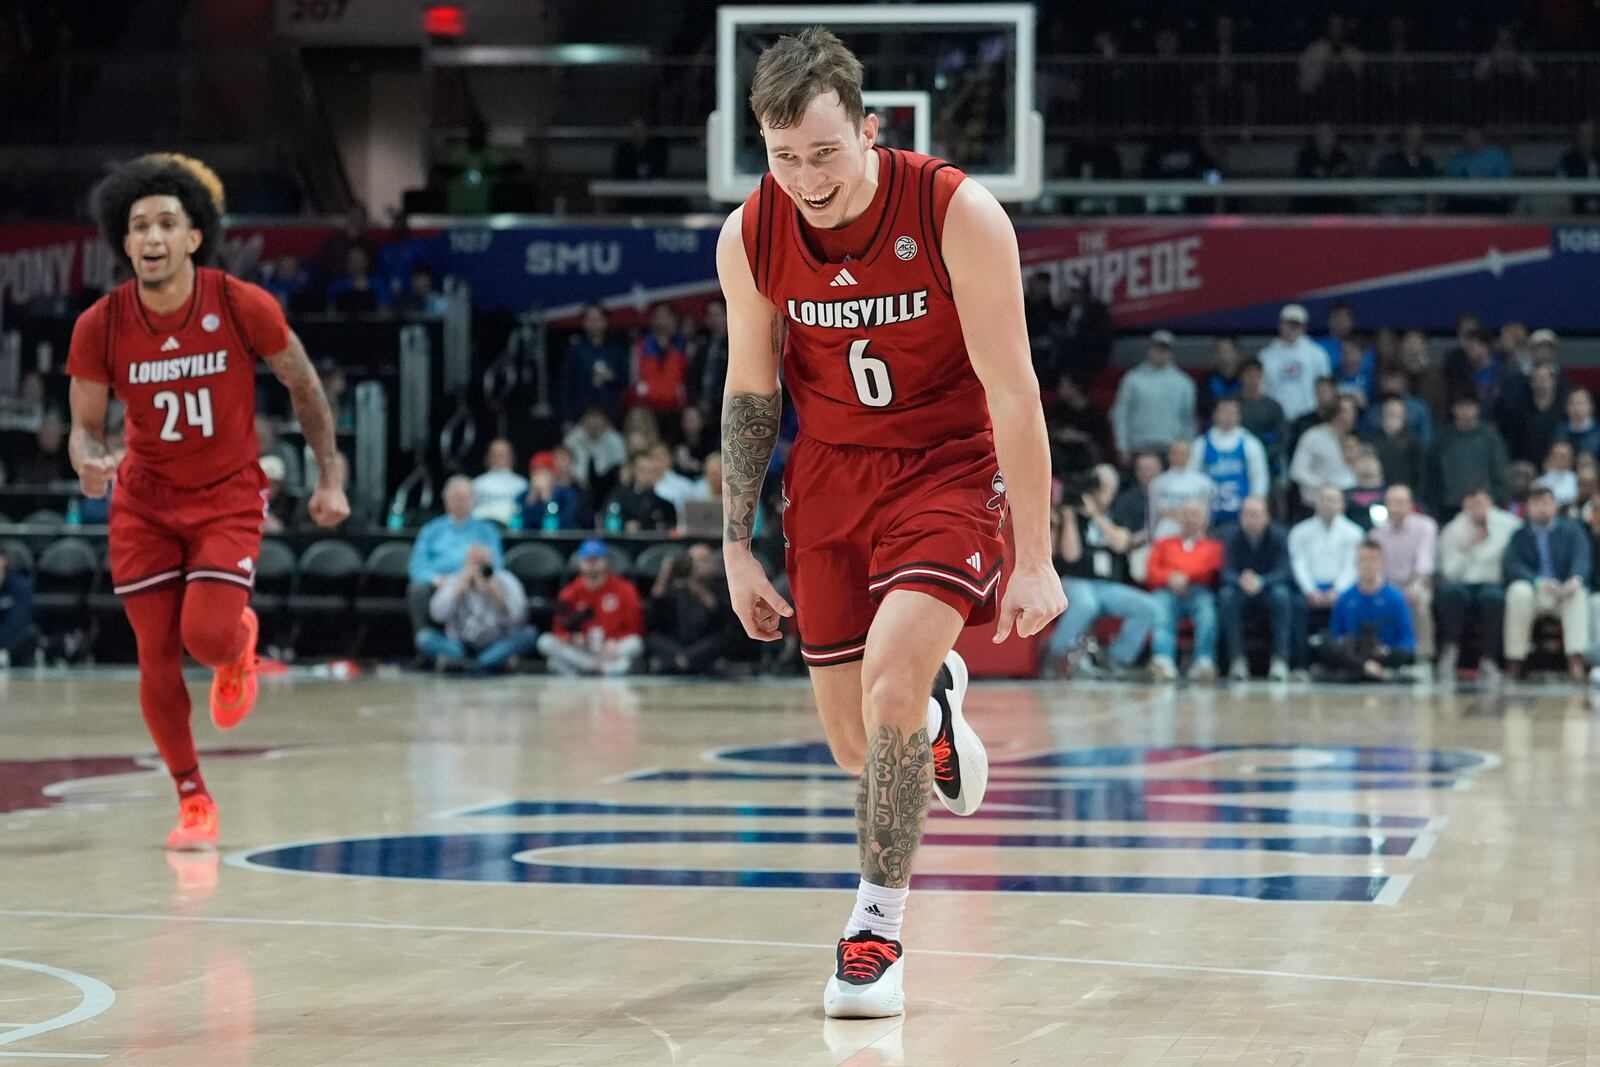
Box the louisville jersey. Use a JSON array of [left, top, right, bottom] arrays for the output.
[[68, 267, 289, 492], [742, 146, 990, 449]]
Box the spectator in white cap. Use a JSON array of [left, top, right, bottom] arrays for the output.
[[1110, 329, 1196, 464], [1258, 303, 1331, 422]]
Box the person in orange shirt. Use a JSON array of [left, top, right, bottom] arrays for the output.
[[1146, 499, 1224, 682]]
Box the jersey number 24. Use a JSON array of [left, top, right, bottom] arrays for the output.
[[153, 387, 216, 441]]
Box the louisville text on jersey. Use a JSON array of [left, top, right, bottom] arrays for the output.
[[786, 290, 930, 330], [127, 349, 230, 386]]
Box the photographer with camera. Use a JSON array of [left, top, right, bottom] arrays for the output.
[[536, 540, 645, 676], [645, 544, 737, 675], [1042, 464, 1160, 679], [414, 543, 539, 674]]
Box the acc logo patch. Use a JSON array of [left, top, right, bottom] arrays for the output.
[[894, 235, 917, 261], [201, 313, 221, 332]]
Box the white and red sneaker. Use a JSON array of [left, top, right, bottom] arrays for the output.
[[824, 931, 905, 1019], [930, 650, 987, 816]]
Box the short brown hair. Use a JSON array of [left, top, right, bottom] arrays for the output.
[[749, 26, 864, 130]]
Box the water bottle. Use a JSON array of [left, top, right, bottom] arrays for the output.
[[387, 505, 405, 530], [542, 499, 560, 532], [64, 498, 81, 526], [604, 501, 623, 533], [507, 508, 523, 532]]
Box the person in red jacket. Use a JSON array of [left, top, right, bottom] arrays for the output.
[[536, 539, 645, 675], [629, 302, 689, 414], [1146, 499, 1223, 682]]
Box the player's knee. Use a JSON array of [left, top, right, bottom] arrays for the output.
[[861, 668, 929, 731], [180, 614, 236, 668], [829, 738, 866, 776]]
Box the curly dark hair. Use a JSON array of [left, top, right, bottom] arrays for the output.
[[90, 154, 225, 272]]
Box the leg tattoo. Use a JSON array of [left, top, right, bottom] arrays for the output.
[[856, 725, 933, 888]]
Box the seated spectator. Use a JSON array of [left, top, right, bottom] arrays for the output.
[[563, 407, 628, 507], [1312, 541, 1416, 682], [1111, 452, 1161, 542], [0, 542, 38, 667], [326, 246, 382, 315], [1220, 497, 1293, 681], [1048, 377, 1113, 475], [1335, 335, 1376, 406], [1498, 320, 1531, 377], [622, 406, 664, 456], [316, 359, 355, 432], [1146, 500, 1223, 682], [1399, 327, 1452, 428], [1436, 487, 1518, 684], [1236, 358, 1288, 469], [471, 438, 530, 526], [1287, 377, 1340, 468], [394, 263, 447, 317], [14, 411, 72, 485], [1043, 465, 1159, 679], [1371, 122, 1437, 214], [1428, 395, 1508, 520], [1190, 397, 1267, 529], [646, 544, 736, 674], [1369, 484, 1437, 669], [1554, 388, 1600, 459], [406, 476, 505, 634], [630, 302, 689, 415], [537, 540, 645, 676], [1294, 124, 1356, 211], [603, 448, 677, 532], [1504, 485, 1589, 682], [258, 252, 310, 312], [1459, 328, 1505, 412], [1199, 336, 1243, 419], [1501, 362, 1565, 466], [696, 298, 730, 411], [415, 543, 539, 674], [1345, 448, 1387, 529], [649, 442, 702, 524], [674, 405, 716, 476], [1260, 304, 1330, 423], [1290, 394, 1358, 508], [1365, 395, 1426, 492], [1557, 120, 1600, 216], [255, 414, 303, 497], [1110, 330, 1195, 461], [563, 305, 629, 425], [1446, 127, 1513, 214], [1148, 438, 1214, 540], [1536, 441, 1579, 507], [1290, 484, 1365, 632], [520, 452, 583, 531], [1360, 367, 1434, 447], [1505, 461, 1538, 518]]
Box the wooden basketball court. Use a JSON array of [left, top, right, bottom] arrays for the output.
[[3, 670, 1597, 1064]]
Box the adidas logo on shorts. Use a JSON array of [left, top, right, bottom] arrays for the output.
[[966, 552, 982, 571]]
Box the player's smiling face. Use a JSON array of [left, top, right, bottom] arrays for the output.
[[762, 91, 879, 229], [124, 195, 201, 289]]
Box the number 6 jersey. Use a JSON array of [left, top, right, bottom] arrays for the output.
[[68, 267, 290, 492], [741, 146, 992, 449]]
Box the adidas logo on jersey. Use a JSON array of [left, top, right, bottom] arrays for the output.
[[829, 267, 858, 287], [161, 336, 180, 352], [966, 552, 982, 571], [238, 557, 254, 573]]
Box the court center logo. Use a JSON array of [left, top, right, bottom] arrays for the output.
[[236, 744, 1496, 904], [894, 235, 917, 261]]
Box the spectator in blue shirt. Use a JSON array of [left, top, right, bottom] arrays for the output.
[[326, 246, 386, 315], [1219, 497, 1294, 681], [407, 476, 505, 634], [1446, 127, 1513, 213], [1554, 388, 1600, 460], [562, 304, 630, 425], [0, 544, 38, 667], [520, 452, 583, 531], [1314, 540, 1416, 681]]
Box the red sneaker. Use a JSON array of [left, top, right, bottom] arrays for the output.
[[210, 607, 259, 730], [166, 794, 220, 851]]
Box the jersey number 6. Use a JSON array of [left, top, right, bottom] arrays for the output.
[[846, 339, 894, 408], [153, 387, 216, 442]]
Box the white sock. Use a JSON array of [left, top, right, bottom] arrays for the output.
[[845, 878, 909, 941], [925, 694, 942, 740]]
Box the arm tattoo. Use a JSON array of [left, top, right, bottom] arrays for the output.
[[855, 725, 933, 888], [272, 341, 341, 484], [721, 389, 781, 543]]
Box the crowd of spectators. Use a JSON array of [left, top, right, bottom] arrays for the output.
[[1046, 298, 1600, 687]]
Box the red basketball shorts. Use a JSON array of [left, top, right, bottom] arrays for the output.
[[782, 430, 1007, 668], [109, 462, 269, 598]]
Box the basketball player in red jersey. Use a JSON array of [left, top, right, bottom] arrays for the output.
[[718, 29, 1066, 1017], [66, 154, 349, 851]]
